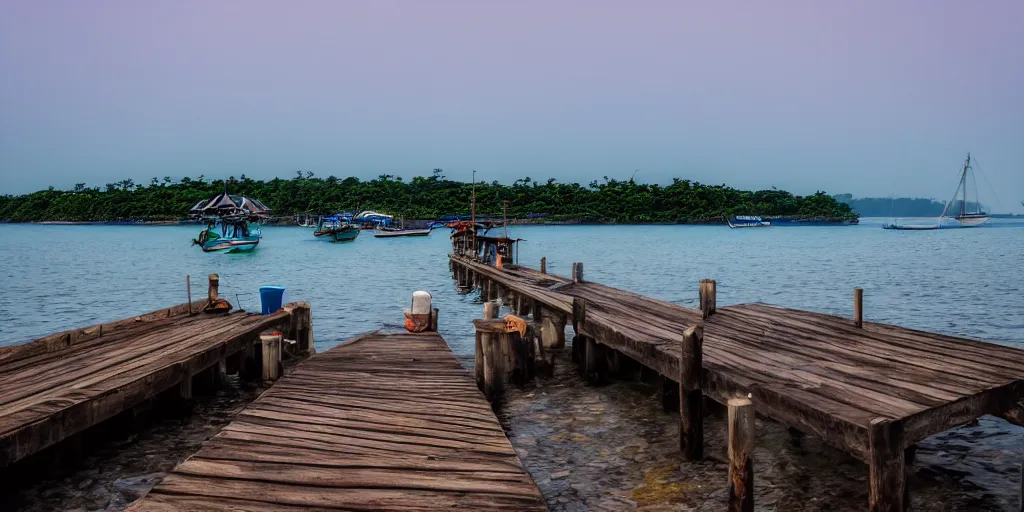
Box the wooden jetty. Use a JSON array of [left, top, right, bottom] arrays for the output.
[[131, 331, 546, 511], [449, 254, 1024, 511], [0, 275, 312, 468]]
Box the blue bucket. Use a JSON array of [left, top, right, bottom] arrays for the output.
[[259, 286, 286, 315]]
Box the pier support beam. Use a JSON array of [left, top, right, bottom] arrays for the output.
[[728, 397, 755, 512], [480, 302, 502, 400], [540, 309, 566, 349], [260, 334, 282, 383], [868, 418, 906, 512], [679, 325, 704, 460], [584, 337, 602, 384]]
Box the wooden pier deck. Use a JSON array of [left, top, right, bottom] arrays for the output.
[[0, 295, 310, 468], [131, 331, 547, 511], [450, 254, 1024, 509]]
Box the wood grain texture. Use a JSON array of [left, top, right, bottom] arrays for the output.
[[0, 307, 293, 467], [130, 332, 546, 511]]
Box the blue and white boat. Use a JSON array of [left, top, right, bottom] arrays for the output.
[[726, 215, 771, 228], [314, 214, 360, 242], [189, 188, 271, 253]]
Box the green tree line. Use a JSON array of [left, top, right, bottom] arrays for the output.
[[0, 170, 856, 223]]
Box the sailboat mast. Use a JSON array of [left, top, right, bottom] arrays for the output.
[[960, 153, 969, 217]]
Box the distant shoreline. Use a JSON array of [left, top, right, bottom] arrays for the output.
[[2, 215, 874, 227]]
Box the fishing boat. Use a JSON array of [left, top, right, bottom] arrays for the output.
[[726, 215, 771, 228], [189, 187, 271, 253], [883, 153, 990, 230], [314, 214, 360, 242], [374, 227, 432, 238]]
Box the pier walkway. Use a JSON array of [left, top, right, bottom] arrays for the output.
[[0, 297, 308, 467], [450, 254, 1024, 510], [131, 331, 547, 511]]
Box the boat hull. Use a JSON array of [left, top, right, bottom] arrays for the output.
[[374, 229, 432, 238], [315, 227, 361, 242], [201, 237, 261, 253]]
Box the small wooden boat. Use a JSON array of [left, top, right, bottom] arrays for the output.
[[314, 215, 361, 242], [726, 215, 771, 228], [374, 227, 432, 238], [193, 221, 262, 253]]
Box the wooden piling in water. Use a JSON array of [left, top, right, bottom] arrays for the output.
[[679, 325, 704, 460], [855, 288, 864, 328], [480, 302, 501, 399], [699, 278, 716, 319], [728, 397, 755, 512], [868, 417, 906, 512]]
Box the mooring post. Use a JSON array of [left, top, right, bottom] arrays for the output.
[[540, 256, 547, 274], [699, 279, 717, 319], [679, 325, 704, 459], [430, 307, 440, 332], [260, 333, 282, 383], [573, 261, 584, 282], [728, 397, 755, 512], [868, 417, 906, 512], [208, 273, 220, 302], [186, 274, 192, 314], [855, 288, 864, 328]]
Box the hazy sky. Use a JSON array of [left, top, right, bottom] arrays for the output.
[[1, 1, 1022, 210]]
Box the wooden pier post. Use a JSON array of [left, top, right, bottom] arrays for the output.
[[540, 257, 547, 274], [179, 367, 193, 399], [868, 418, 906, 512], [186, 275, 192, 314], [699, 279, 716, 319], [475, 331, 485, 391], [284, 302, 314, 355], [260, 333, 282, 383], [855, 288, 864, 328], [430, 307, 440, 332], [584, 337, 601, 384], [208, 273, 220, 302], [679, 325, 704, 460], [481, 302, 503, 399], [573, 261, 584, 282], [540, 309, 566, 349], [728, 397, 755, 512]]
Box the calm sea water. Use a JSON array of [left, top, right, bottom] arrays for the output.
[[2, 218, 1020, 351], [1, 219, 1023, 509]]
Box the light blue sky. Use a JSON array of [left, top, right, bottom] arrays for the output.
[[1, 1, 1022, 210]]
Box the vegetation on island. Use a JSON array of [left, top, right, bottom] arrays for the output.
[[832, 194, 984, 217], [0, 170, 857, 223]]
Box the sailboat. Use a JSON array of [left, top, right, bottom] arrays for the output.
[[883, 153, 990, 230]]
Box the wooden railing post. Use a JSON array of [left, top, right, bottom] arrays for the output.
[[868, 418, 906, 512], [679, 325, 704, 459], [855, 288, 864, 328], [699, 279, 716, 319], [573, 261, 584, 282], [728, 397, 755, 512], [540, 257, 547, 274], [186, 275, 192, 314]]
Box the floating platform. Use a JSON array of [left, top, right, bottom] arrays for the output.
[[449, 254, 1024, 510], [0, 297, 310, 468], [130, 331, 546, 511]]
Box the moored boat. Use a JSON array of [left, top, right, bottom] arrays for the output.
[[374, 227, 432, 238], [314, 215, 361, 242], [189, 187, 271, 253], [884, 153, 990, 230], [726, 215, 771, 228]]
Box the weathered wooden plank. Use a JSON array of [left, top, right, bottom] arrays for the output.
[[131, 332, 546, 511]]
